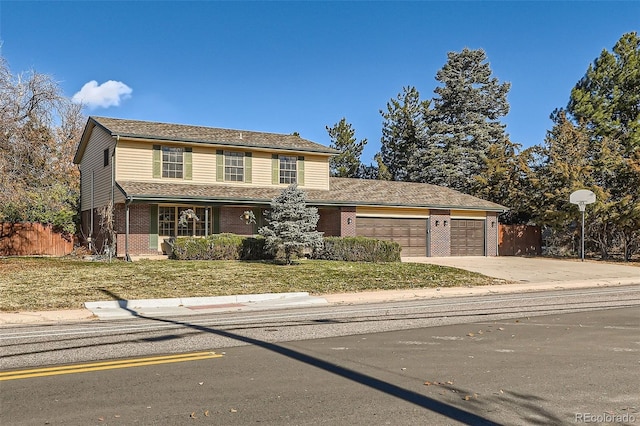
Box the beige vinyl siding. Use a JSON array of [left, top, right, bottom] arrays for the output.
[[209, 150, 330, 189], [116, 140, 154, 181], [79, 126, 115, 212], [301, 154, 329, 190], [115, 138, 332, 189], [251, 151, 275, 186], [191, 145, 217, 182], [450, 210, 487, 219], [356, 206, 430, 218]]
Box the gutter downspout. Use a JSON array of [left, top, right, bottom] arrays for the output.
[[89, 170, 94, 252], [112, 135, 121, 260], [111, 137, 117, 208]]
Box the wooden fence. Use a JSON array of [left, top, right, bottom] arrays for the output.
[[0, 222, 74, 256], [499, 224, 542, 256]]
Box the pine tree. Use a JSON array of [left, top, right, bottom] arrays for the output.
[[568, 31, 639, 153], [559, 32, 640, 259], [418, 48, 511, 193], [379, 86, 429, 181], [358, 153, 391, 180], [326, 118, 367, 178], [472, 138, 532, 224], [259, 184, 323, 264]]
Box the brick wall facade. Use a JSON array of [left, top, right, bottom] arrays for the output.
[[103, 201, 498, 258], [219, 207, 257, 235], [115, 203, 156, 257], [340, 206, 357, 237], [429, 209, 451, 257], [485, 212, 498, 256], [317, 208, 340, 237]]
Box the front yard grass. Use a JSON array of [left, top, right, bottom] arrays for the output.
[[0, 257, 502, 311]]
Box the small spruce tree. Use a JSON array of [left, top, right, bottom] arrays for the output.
[[259, 184, 323, 264]]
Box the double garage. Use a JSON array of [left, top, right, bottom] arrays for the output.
[[356, 217, 486, 257]]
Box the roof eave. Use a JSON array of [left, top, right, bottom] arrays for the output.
[[112, 133, 339, 155], [117, 192, 507, 212]]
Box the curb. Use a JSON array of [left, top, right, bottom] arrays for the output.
[[322, 278, 640, 305], [84, 292, 313, 310]]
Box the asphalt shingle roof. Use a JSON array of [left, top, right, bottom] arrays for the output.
[[91, 116, 338, 154], [117, 178, 506, 211]]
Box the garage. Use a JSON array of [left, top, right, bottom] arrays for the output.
[[356, 217, 427, 257], [450, 219, 485, 256]]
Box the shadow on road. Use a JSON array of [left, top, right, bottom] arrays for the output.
[[97, 289, 509, 425]]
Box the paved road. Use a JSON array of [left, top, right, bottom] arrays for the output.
[[2, 285, 638, 370], [2, 305, 638, 425]]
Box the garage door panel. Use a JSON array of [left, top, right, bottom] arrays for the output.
[[357, 217, 426, 257], [451, 219, 485, 256]]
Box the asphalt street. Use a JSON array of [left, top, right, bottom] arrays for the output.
[[1, 305, 638, 425]]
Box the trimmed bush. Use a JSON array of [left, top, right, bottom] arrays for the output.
[[241, 236, 273, 260], [312, 236, 401, 262], [168, 234, 271, 260]]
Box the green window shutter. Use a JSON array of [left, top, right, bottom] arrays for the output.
[[152, 145, 161, 178], [216, 150, 224, 182], [213, 207, 220, 234], [184, 147, 192, 180], [297, 156, 305, 186], [244, 152, 252, 183], [272, 154, 279, 185], [149, 205, 158, 250]]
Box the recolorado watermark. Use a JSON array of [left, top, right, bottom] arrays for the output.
[[575, 412, 636, 423]]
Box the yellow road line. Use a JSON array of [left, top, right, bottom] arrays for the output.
[[0, 352, 223, 381]]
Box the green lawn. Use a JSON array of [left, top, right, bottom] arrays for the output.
[[0, 257, 503, 311]]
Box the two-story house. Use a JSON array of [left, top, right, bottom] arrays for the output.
[[73, 117, 506, 259]]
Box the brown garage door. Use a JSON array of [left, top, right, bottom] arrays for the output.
[[356, 217, 427, 257], [451, 219, 485, 256]]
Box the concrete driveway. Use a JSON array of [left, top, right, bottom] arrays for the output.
[[403, 256, 639, 285]]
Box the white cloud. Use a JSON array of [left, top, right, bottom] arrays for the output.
[[72, 80, 132, 109]]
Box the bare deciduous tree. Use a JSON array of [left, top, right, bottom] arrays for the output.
[[0, 57, 84, 233]]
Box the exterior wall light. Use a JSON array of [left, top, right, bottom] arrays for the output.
[[435, 220, 440, 226], [347, 217, 353, 225], [444, 220, 448, 226]]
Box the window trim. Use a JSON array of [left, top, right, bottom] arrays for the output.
[[153, 145, 192, 180], [162, 146, 184, 179], [279, 155, 297, 185], [158, 206, 213, 237], [224, 150, 245, 182]]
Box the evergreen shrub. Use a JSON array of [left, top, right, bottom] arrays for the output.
[[313, 236, 401, 262], [169, 234, 270, 260]]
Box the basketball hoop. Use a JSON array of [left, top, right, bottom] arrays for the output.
[[569, 190, 596, 262]]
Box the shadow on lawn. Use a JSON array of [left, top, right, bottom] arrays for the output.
[[96, 289, 507, 425]]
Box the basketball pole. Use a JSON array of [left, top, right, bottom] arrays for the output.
[[581, 205, 585, 262], [579, 202, 586, 262]]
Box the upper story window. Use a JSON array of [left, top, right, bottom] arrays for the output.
[[153, 145, 192, 180], [224, 151, 244, 182], [272, 154, 304, 186], [103, 148, 109, 167], [162, 146, 183, 179], [216, 150, 251, 183], [279, 155, 297, 184]]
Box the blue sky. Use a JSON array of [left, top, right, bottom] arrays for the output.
[[2, 1, 638, 164]]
